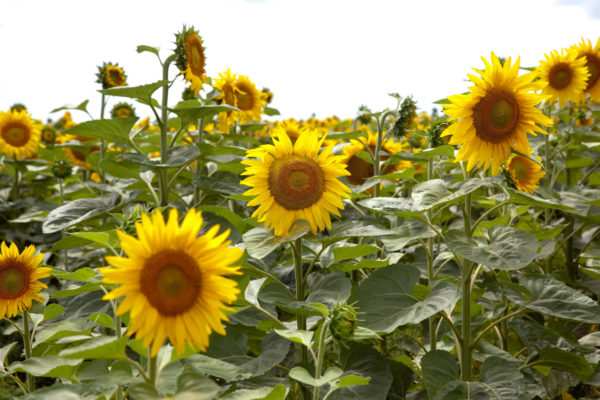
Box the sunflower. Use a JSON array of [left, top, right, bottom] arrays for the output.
[[571, 38, 600, 102], [41, 126, 58, 146], [0, 242, 51, 319], [214, 69, 265, 132], [341, 130, 411, 186], [241, 127, 351, 236], [505, 154, 545, 194], [0, 110, 41, 159], [441, 52, 552, 175], [175, 26, 206, 95], [110, 102, 136, 119], [96, 62, 127, 89], [536, 49, 589, 107], [100, 208, 242, 357]]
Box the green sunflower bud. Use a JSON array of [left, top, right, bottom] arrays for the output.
[[110, 102, 136, 119], [329, 303, 358, 341], [52, 160, 72, 179], [41, 126, 58, 146], [10, 103, 27, 113]]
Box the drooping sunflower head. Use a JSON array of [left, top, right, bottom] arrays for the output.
[[241, 127, 351, 236], [110, 102, 137, 119], [96, 62, 127, 89], [0, 110, 41, 159], [341, 130, 410, 186], [505, 154, 545, 194], [571, 38, 600, 102], [0, 242, 51, 319], [441, 52, 553, 175], [175, 25, 206, 95], [536, 49, 589, 107], [100, 208, 242, 357]]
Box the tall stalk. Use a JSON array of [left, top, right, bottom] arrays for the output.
[[158, 54, 176, 206], [292, 238, 307, 362], [460, 191, 473, 381], [22, 311, 34, 392], [426, 156, 436, 350]]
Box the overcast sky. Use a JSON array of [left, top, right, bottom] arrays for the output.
[[1, 0, 598, 124]]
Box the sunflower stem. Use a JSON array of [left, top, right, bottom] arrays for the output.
[[460, 191, 473, 381], [12, 158, 20, 201], [292, 237, 307, 362], [157, 54, 176, 207], [193, 117, 205, 205], [22, 311, 34, 392], [426, 150, 437, 351], [99, 93, 106, 184], [59, 178, 64, 206], [148, 348, 158, 387], [313, 318, 330, 400]]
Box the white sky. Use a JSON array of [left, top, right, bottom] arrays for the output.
[[0, 0, 598, 124]]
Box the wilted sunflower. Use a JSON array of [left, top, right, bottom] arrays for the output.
[[536, 49, 589, 107], [571, 38, 600, 102], [214, 68, 265, 132], [241, 127, 351, 236], [341, 130, 411, 186], [0, 242, 51, 319], [0, 110, 41, 159], [100, 208, 242, 357], [175, 26, 206, 95], [96, 62, 127, 89], [505, 154, 545, 194], [441, 52, 552, 175]]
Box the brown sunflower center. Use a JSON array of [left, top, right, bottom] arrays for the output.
[[107, 67, 125, 87], [140, 250, 201, 316], [116, 108, 132, 118], [584, 54, 600, 91], [268, 155, 325, 210], [2, 123, 30, 147], [185, 34, 205, 77], [0, 265, 29, 299], [346, 146, 392, 186], [472, 89, 520, 143], [510, 158, 529, 181], [236, 84, 255, 111], [42, 129, 55, 142], [548, 62, 573, 90]]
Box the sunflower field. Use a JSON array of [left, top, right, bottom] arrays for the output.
[[1, 27, 600, 400]]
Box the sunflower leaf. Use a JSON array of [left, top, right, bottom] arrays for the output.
[[98, 80, 168, 103], [63, 117, 138, 143]]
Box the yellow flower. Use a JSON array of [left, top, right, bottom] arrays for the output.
[[0, 110, 41, 159], [241, 127, 351, 236], [571, 38, 600, 102], [110, 102, 136, 119], [96, 62, 127, 89], [536, 49, 589, 107], [441, 52, 552, 175], [505, 154, 545, 194], [214, 69, 265, 132], [90, 172, 102, 183], [341, 130, 411, 186], [0, 242, 51, 319], [276, 119, 302, 142], [100, 208, 242, 357], [176, 26, 206, 95]]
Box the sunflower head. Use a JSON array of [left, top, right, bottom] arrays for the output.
[[56, 111, 77, 130], [96, 62, 127, 89], [0, 110, 41, 159], [571, 38, 600, 102], [41, 126, 58, 146], [175, 25, 206, 95], [241, 127, 351, 236], [536, 49, 589, 107], [329, 302, 358, 341], [441, 52, 553, 175], [214, 69, 265, 132], [505, 154, 545, 194], [110, 102, 136, 119], [0, 242, 51, 319], [51, 159, 73, 179], [261, 87, 274, 104], [100, 208, 242, 357]]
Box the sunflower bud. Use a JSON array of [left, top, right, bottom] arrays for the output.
[[10, 103, 27, 113], [52, 160, 72, 179], [182, 87, 197, 101], [41, 126, 58, 146], [329, 303, 358, 341], [110, 102, 136, 119], [427, 118, 450, 148], [96, 62, 127, 89], [390, 97, 417, 138]]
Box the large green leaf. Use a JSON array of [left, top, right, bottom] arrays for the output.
[[506, 188, 575, 211], [505, 274, 600, 323], [306, 270, 352, 308], [196, 205, 252, 234], [333, 244, 380, 262], [289, 366, 344, 387], [242, 222, 309, 259], [42, 193, 120, 233], [9, 357, 82, 378], [381, 219, 436, 251], [34, 318, 92, 345], [186, 354, 251, 380], [169, 102, 239, 125], [533, 347, 594, 381], [50, 100, 90, 114], [23, 383, 116, 400], [221, 385, 288, 400], [445, 226, 538, 270], [479, 356, 525, 400], [171, 371, 220, 400], [352, 264, 460, 332], [421, 350, 459, 399], [433, 381, 499, 400], [99, 80, 167, 102], [63, 117, 138, 143], [59, 336, 128, 359]]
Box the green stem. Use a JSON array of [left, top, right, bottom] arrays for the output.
[[313, 319, 330, 400], [460, 191, 473, 381], [148, 348, 158, 387], [58, 178, 64, 205], [99, 93, 106, 184], [22, 311, 34, 392], [157, 54, 176, 206], [193, 117, 205, 205], [13, 158, 19, 201], [292, 238, 307, 362], [426, 154, 437, 351]]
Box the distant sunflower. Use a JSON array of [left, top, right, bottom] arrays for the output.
[[214, 69, 265, 132], [505, 154, 545, 194], [41, 126, 58, 146], [536, 49, 589, 107], [341, 130, 411, 186], [100, 208, 242, 357], [110, 102, 136, 119], [0, 242, 51, 319], [441, 52, 552, 175], [276, 119, 302, 142], [96, 62, 127, 89], [241, 127, 351, 236], [175, 26, 206, 95], [0, 110, 41, 159], [571, 38, 600, 102]]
